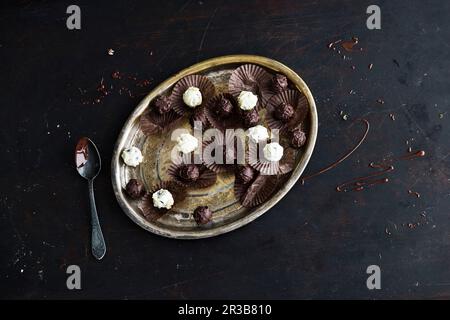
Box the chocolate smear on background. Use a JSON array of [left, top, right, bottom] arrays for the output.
[[341, 37, 359, 52], [301, 119, 370, 183]]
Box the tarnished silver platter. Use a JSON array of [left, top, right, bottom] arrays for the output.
[[111, 55, 318, 239]]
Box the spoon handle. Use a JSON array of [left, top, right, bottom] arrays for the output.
[[88, 180, 106, 260]]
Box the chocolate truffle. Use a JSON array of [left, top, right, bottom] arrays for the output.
[[216, 97, 234, 117], [263, 142, 284, 162], [154, 96, 172, 114], [121, 146, 143, 167], [193, 206, 212, 225], [274, 102, 294, 122], [291, 128, 306, 148], [237, 166, 255, 184], [152, 188, 174, 209], [178, 164, 200, 182], [125, 179, 146, 199], [272, 74, 288, 92], [183, 86, 202, 108], [247, 125, 269, 143], [238, 91, 258, 110], [242, 109, 260, 127], [176, 133, 199, 154]]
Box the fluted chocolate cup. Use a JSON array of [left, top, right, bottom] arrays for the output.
[[169, 74, 216, 116], [234, 173, 279, 208], [168, 163, 217, 188], [202, 129, 246, 173], [247, 142, 295, 176], [204, 93, 243, 132], [265, 89, 308, 133], [228, 64, 273, 109], [139, 181, 186, 222]]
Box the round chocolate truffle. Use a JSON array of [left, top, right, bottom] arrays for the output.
[[274, 102, 295, 122], [178, 164, 200, 182], [291, 128, 306, 148], [216, 97, 234, 117], [154, 96, 172, 114], [242, 109, 260, 127], [125, 179, 146, 199], [272, 74, 288, 92], [193, 206, 212, 225], [237, 166, 255, 184]]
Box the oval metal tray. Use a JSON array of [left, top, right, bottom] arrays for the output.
[[111, 55, 318, 239]]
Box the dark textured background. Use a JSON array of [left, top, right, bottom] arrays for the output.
[[1, 0, 449, 299]]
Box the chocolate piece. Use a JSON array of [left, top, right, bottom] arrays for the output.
[[154, 96, 172, 114], [291, 128, 306, 148], [242, 109, 260, 127], [216, 97, 234, 117], [178, 164, 200, 182], [193, 206, 212, 225], [272, 74, 288, 93], [125, 179, 146, 199], [240, 175, 279, 208], [237, 166, 255, 184], [274, 102, 294, 122], [75, 137, 89, 168]]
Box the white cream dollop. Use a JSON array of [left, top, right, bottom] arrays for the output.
[[238, 91, 258, 110], [121, 146, 143, 167], [152, 189, 174, 209], [263, 142, 284, 162], [176, 133, 199, 154], [247, 125, 269, 143], [182, 86, 202, 108]]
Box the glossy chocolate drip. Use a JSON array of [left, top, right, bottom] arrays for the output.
[[301, 119, 370, 183], [332, 149, 426, 193], [336, 164, 394, 192], [75, 137, 89, 168], [400, 150, 426, 160], [408, 190, 421, 198], [341, 37, 359, 52]]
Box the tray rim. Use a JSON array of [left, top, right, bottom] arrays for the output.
[[111, 54, 318, 239]]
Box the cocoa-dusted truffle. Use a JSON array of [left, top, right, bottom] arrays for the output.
[[274, 102, 294, 122], [237, 166, 256, 184], [272, 74, 288, 93], [178, 164, 200, 182], [216, 97, 234, 117], [242, 109, 259, 127], [154, 96, 172, 114], [291, 128, 306, 148], [193, 206, 212, 225], [125, 179, 146, 199]]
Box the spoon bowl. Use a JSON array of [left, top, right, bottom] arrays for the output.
[[75, 137, 101, 180]]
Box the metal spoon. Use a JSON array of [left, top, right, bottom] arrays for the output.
[[75, 137, 106, 260]]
